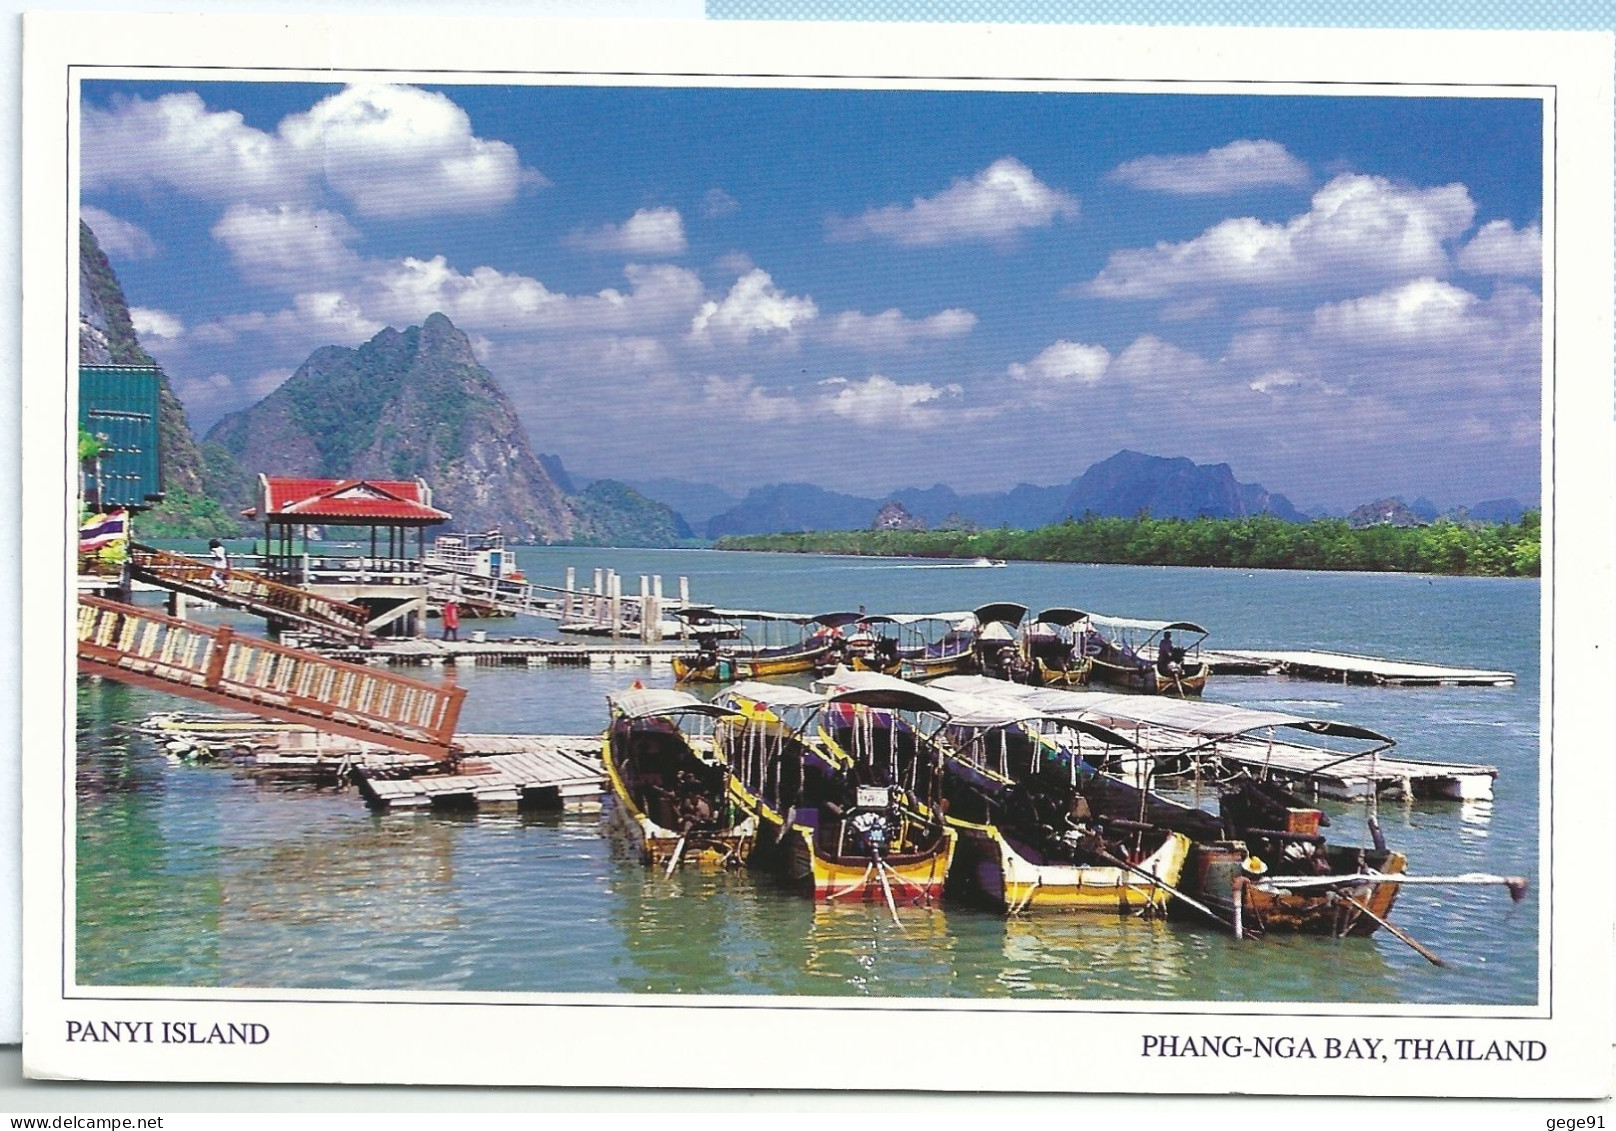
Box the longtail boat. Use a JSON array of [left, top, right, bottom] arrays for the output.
[[718, 679, 956, 905], [1083, 614, 1211, 696], [824, 670, 1193, 915], [894, 611, 981, 681], [602, 689, 757, 870], [671, 609, 853, 684], [1020, 607, 1095, 688]]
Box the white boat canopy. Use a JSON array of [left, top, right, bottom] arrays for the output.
[[608, 688, 745, 721], [717, 681, 827, 710], [1085, 613, 1209, 636], [815, 669, 1140, 748], [931, 675, 1393, 744]]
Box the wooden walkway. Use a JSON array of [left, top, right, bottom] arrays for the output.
[[79, 596, 464, 759], [321, 638, 689, 667], [352, 738, 604, 811], [1203, 648, 1515, 686]]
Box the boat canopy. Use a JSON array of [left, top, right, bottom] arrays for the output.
[[973, 601, 1028, 627], [810, 611, 865, 629], [1086, 613, 1208, 637], [608, 688, 744, 721], [1031, 607, 1089, 627], [931, 675, 1392, 744], [822, 670, 1140, 748], [718, 681, 826, 711], [815, 668, 954, 715], [857, 611, 974, 627]]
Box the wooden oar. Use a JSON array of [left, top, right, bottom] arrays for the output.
[[1339, 893, 1446, 968], [1092, 847, 1239, 936], [664, 833, 688, 877]]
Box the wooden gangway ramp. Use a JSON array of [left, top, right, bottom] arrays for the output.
[[1203, 648, 1515, 687], [79, 596, 464, 759], [128, 544, 372, 643]]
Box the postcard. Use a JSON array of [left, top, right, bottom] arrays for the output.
[[20, 13, 1614, 1095]]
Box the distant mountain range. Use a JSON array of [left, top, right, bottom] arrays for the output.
[[700, 451, 1305, 539]]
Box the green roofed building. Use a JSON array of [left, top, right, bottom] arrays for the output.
[[79, 364, 164, 510]]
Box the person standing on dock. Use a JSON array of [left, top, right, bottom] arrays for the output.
[[442, 599, 460, 641], [207, 539, 229, 588]]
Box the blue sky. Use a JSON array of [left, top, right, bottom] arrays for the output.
[[80, 79, 1542, 510]]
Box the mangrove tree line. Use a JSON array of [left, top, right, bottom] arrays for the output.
[[714, 512, 1541, 577]]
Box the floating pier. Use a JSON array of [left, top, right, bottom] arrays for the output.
[[1207, 735, 1497, 801], [352, 737, 605, 812], [222, 726, 606, 810], [1203, 649, 1516, 687], [316, 637, 688, 668]]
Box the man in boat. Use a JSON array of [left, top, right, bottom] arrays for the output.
[[1157, 631, 1183, 676]]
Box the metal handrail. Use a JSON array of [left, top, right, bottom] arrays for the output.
[[77, 596, 464, 759]]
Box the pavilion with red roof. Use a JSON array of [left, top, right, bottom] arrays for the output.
[[246, 476, 452, 636]]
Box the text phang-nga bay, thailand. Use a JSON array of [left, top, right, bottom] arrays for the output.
[[75, 80, 1540, 1005]]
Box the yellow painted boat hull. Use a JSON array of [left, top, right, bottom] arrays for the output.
[[785, 824, 956, 903], [953, 821, 1192, 914], [1035, 656, 1093, 688], [1090, 658, 1210, 696]]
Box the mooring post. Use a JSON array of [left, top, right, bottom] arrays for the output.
[[565, 566, 576, 622], [678, 576, 690, 640], [609, 572, 622, 640], [639, 575, 651, 642], [650, 575, 664, 642], [593, 568, 604, 626]]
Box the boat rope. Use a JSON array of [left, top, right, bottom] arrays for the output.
[[824, 862, 876, 902], [1009, 874, 1042, 916]]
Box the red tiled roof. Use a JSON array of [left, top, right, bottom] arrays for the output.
[[254, 477, 452, 524]]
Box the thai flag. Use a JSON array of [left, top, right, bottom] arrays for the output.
[[79, 509, 128, 553]]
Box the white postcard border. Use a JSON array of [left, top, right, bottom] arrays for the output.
[[21, 14, 1615, 1096]]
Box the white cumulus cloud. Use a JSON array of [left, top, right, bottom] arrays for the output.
[[565, 207, 688, 256], [1457, 219, 1541, 278], [1007, 340, 1112, 386], [817, 375, 962, 427], [828, 157, 1077, 247], [129, 307, 184, 341], [212, 204, 362, 287], [371, 258, 704, 335], [1311, 277, 1481, 344], [1109, 139, 1311, 195], [1086, 174, 1477, 299], [689, 268, 818, 345], [83, 84, 536, 219], [826, 307, 976, 351]]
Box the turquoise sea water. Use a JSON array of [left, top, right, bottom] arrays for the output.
[[76, 548, 1539, 1005]]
